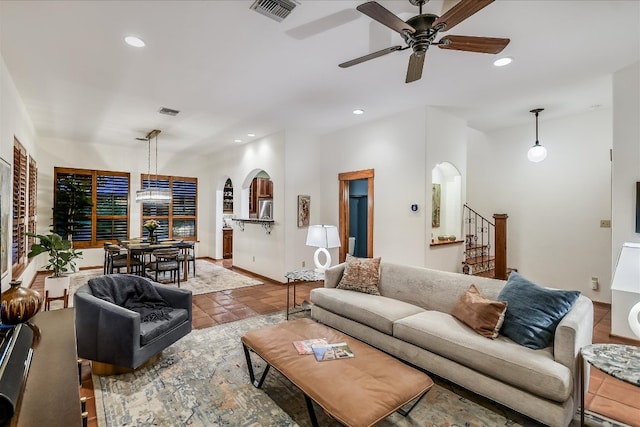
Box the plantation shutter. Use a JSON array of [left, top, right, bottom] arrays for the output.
[[28, 156, 37, 250], [141, 175, 197, 241], [12, 141, 27, 267]]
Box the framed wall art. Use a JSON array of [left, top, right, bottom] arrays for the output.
[[297, 195, 310, 228], [1, 157, 11, 278]]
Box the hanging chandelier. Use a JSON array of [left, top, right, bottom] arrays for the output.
[[136, 129, 172, 204]]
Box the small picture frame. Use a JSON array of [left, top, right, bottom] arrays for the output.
[[298, 195, 310, 228]]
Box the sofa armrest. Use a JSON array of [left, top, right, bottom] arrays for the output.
[[324, 263, 346, 288], [74, 289, 141, 361], [554, 295, 593, 370]]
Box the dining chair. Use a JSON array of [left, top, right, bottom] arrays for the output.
[[146, 248, 181, 287], [178, 242, 196, 277]]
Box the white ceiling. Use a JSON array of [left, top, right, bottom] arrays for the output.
[[1, 0, 639, 154]]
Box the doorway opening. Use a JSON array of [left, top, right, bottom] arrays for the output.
[[338, 169, 374, 262]]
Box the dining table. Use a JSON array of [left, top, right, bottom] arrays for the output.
[[118, 239, 195, 281]]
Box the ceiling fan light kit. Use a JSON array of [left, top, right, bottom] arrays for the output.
[[340, 0, 510, 83], [527, 108, 548, 163]]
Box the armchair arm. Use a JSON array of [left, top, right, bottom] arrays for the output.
[[152, 283, 192, 318], [74, 288, 141, 364], [324, 263, 346, 288], [554, 295, 594, 369]]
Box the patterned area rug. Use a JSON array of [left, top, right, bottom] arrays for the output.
[[47, 260, 262, 309], [93, 312, 627, 427]]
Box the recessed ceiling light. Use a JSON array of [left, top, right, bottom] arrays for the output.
[[493, 57, 512, 67], [234, 139, 242, 143], [247, 133, 256, 137], [353, 109, 365, 115], [124, 36, 145, 48]]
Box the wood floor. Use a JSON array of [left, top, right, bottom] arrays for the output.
[[30, 259, 639, 427]]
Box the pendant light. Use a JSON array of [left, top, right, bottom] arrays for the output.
[[527, 108, 547, 163], [136, 129, 172, 204]]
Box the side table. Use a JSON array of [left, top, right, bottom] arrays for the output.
[[283, 269, 324, 320], [579, 343, 640, 426]]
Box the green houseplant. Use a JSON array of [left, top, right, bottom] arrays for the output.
[[27, 232, 83, 277], [27, 232, 83, 308]]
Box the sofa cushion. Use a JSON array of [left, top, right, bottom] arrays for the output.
[[139, 308, 189, 346], [336, 255, 382, 295], [497, 272, 580, 350], [393, 311, 573, 402], [310, 288, 424, 335], [450, 284, 507, 339]]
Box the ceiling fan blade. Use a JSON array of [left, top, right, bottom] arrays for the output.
[[405, 52, 426, 83], [357, 1, 416, 35], [433, 0, 494, 32], [438, 35, 509, 54], [339, 45, 404, 68]]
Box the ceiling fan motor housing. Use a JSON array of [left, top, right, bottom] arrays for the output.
[[404, 14, 440, 54]]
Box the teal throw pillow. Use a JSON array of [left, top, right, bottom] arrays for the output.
[[497, 272, 580, 349]]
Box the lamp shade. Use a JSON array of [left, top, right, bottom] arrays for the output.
[[527, 143, 547, 163], [135, 188, 172, 204], [306, 225, 340, 249]]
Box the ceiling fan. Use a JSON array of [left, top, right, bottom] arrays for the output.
[[339, 0, 510, 83]]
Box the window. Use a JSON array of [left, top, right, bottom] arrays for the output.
[[12, 140, 28, 271], [54, 168, 130, 248], [141, 175, 197, 241]]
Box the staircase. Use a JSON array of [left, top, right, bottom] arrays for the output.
[[462, 204, 510, 280]]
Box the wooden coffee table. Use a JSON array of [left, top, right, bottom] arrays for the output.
[[241, 318, 433, 427]]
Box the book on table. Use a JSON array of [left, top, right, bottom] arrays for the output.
[[293, 338, 328, 355], [311, 342, 355, 361]]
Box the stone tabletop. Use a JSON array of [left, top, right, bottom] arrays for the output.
[[284, 269, 325, 282], [581, 344, 640, 387]]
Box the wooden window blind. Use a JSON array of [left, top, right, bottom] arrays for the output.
[[54, 167, 130, 248], [28, 156, 37, 250], [141, 175, 197, 241], [12, 141, 28, 269]]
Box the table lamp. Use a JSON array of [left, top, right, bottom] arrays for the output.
[[306, 225, 340, 272]]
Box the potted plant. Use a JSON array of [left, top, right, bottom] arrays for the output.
[[52, 176, 93, 242], [27, 233, 83, 306]]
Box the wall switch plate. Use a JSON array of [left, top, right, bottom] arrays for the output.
[[591, 277, 599, 290], [302, 261, 306, 268], [600, 220, 611, 228]]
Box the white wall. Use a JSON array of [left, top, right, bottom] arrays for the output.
[[205, 132, 287, 281], [611, 62, 640, 259], [425, 107, 468, 272], [318, 107, 428, 267], [1, 55, 39, 291], [468, 108, 613, 302]]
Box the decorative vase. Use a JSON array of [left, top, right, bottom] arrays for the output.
[[1, 280, 42, 325], [148, 229, 157, 244]]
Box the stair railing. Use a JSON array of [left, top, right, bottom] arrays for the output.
[[462, 204, 495, 276]]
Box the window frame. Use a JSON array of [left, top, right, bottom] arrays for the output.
[[54, 167, 131, 248], [140, 174, 197, 242]]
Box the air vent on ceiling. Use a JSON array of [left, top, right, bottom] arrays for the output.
[[158, 107, 180, 116], [250, 0, 299, 22]]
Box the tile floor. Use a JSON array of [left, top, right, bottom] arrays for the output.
[[31, 260, 640, 427]]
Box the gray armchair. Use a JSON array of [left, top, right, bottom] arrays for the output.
[[74, 274, 192, 370]]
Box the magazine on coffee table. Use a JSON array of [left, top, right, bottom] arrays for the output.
[[293, 338, 328, 355], [311, 342, 355, 361]]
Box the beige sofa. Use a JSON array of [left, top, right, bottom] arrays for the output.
[[310, 261, 593, 427]]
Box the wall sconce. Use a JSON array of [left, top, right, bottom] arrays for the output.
[[527, 108, 547, 163]]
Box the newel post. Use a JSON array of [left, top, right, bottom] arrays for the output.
[[493, 214, 508, 280]]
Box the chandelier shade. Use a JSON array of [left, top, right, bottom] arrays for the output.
[[136, 129, 171, 204]]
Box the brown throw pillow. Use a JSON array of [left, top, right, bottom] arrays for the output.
[[336, 254, 382, 295], [451, 284, 508, 339]]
